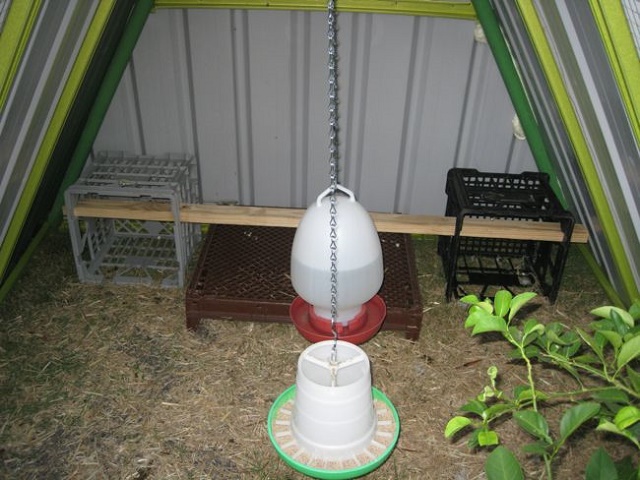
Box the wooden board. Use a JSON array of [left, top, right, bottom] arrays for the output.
[[69, 199, 589, 243]]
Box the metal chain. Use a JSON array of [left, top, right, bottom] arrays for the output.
[[327, 0, 339, 363]]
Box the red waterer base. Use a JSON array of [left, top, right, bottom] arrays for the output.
[[289, 295, 386, 344]]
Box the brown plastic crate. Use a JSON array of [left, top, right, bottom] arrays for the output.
[[185, 225, 423, 340]]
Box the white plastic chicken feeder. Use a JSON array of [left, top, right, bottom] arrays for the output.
[[289, 185, 386, 343], [268, 340, 400, 479]]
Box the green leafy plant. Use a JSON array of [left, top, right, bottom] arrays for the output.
[[444, 290, 640, 479]]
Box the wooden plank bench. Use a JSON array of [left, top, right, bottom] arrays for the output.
[[69, 198, 589, 243]]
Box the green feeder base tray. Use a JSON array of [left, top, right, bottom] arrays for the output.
[[268, 385, 400, 479]]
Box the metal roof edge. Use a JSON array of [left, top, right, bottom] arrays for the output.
[[152, 0, 478, 20]]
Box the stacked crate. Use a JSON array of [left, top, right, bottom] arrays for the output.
[[438, 168, 574, 302], [65, 152, 200, 287]]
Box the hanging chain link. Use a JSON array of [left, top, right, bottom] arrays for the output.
[[327, 0, 339, 363]]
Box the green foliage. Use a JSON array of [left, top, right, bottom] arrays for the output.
[[444, 292, 640, 480], [485, 446, 524, 480]]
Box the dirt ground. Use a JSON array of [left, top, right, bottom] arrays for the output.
[[0, 227, 635, 479]]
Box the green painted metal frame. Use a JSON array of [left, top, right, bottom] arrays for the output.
[[0, 0, 43, 110], [153, 0, 477, 19]]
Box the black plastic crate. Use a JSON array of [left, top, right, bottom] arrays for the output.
[[438, 168, 574, 302]]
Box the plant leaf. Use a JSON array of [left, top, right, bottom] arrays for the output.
[[577, 328, 604, 362], [591, 388, 630, 405], [465, 308, 492, 329], [611, 310, 632, 336], [484, 403, 516, 420], [596, 330, 622, 355], [478, 429, 500, 446], [461, 294, 481, 305], [545, 328, 570, 346], [472, 315, 508, 335], [521, 440, 550, 457], [444, 416, 473, 438], [508, 326, 523, 343], [514, 410, 552, 443], [614, 406, 640, 431], [572, 354, 602, 365], [508, 292, 537, 322], [562, 337, 582, 358], [485, 446, 524, 480], [478, 385, 496, 402], [596, 421, 640, 449], [477, 300, 495, 313], [460, 399, 487, 417], [515, 387, 548, 404], [591, 306, 635, 328], [523, 318, 544, 337], [559, 402, 600, 443], [597, 419, 624, 435], [617, 334, 640, 371], [522, 345, 541, 359], [467, 429, 481, 449], [494, 290, 512, 318], [613, 455, 637, 480], [626, 365, 640, 393], [512, 385, 527, 400], [585, 447, 618, 480]]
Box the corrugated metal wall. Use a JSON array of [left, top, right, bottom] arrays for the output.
[[93, 8, 535, 214]]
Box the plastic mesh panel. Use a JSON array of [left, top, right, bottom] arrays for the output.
[[186, 225, 423, 340], [447, 169, 564, 217]]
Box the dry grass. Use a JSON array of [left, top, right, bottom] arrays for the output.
[[0, 228, 635, 479]]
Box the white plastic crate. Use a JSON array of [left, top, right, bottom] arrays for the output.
[[65, 152, 201, 287]]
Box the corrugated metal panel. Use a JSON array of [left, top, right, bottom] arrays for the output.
[[539, 0, 640, 298], [0, 0, 43, 110], [623, 0, 640, 51], [491, 0, 639, 305], [0, 0, 147, 293], [490, 0, 615, 294], [0, 1, 10, 30], [0, 0, 98, 245], [93, 8, 536, 215]]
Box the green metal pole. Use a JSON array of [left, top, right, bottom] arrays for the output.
[[470, 0, 564, 203]]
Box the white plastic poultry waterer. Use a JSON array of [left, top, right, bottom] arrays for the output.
[[268, 340, 400, 479], [289, 185, 386, 344]]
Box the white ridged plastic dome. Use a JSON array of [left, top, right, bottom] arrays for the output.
[[290, 185, 383, 324]]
